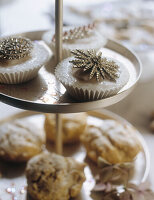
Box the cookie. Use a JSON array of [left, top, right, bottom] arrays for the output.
[[26, 151, 86, 200], [0, 119, 45, 162], [44, 113, 87, 144], [80, 119, 142, 164]]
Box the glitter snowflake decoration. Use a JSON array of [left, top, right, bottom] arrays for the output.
[[52, 24, 95, 42], [70, 49, 119, 82], [0, 37, 33, 60]]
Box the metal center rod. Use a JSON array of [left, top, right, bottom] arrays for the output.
[[55, 0, 63, 155], [55, 0, 63, 63], [55, 113, 63, 154]]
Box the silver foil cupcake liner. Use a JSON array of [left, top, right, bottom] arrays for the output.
[[64, 84, 123, 101], [0, 66, 42, 84]]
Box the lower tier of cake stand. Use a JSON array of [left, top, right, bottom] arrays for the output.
[[0, 109, 150, 200]]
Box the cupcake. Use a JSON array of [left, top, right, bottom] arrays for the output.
[[55, 49, 130, 101], [0, 36, 51, 84], [42, 24, 107, 59]]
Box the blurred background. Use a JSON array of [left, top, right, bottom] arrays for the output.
[[0, 0, 154, 187]]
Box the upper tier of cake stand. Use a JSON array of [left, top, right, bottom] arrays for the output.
[[0, 30, 141, 113]]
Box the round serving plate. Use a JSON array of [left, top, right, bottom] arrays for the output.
[[0, 109, 150, 200], [0, 30, 141, 113]]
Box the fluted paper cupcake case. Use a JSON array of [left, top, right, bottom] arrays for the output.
[[0, 66, 42, 84], [0, 41, 51, 84], [55, 57, 130, 102], [50, 43, 72, 59], [63, 84, 125, 101]]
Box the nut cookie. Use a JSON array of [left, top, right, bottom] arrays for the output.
[[26, 151, 86, 200], [80, 119, 142, 164], [44, 113, 87, 144], [0, 119, 45, 162]]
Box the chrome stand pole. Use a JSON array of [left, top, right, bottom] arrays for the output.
[[55, 0, 63, 154]]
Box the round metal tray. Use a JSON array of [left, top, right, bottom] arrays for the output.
[[0, 30, 141, 113], [0, 109, 149, 200]]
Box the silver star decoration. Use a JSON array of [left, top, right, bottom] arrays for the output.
[[70, 49, 120, 82]]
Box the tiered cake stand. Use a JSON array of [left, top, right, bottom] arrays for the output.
[[0, 0, 149, 200]]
